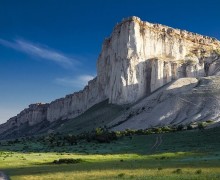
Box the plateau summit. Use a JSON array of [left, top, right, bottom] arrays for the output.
[[1, 16, 220, 138]]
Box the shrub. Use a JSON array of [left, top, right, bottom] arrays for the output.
[[187, 124, 193, 130], [152, 127, 162, 133], [115, 131, 122, 138], [124, 129, 136, 136], [145, 129, 153, 135], [95, 128, 104, 135], [64, 135, 77, 145], [195, 169, 202, 174], [88, 128, 118, 143], [118, 173, 125, 177], [173, 168, 182, 174], [161, 126, 173, 132], [53, 158, 83, 164], [160, 156, 166, 160], [198, 122, 206, 130], [177, 124, 184, 131], [136, 129, 145, 135]]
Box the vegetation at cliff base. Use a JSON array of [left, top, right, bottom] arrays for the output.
[[0, 126, 220, 179]]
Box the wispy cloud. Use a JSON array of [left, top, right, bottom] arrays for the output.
[[55, 75, 94, 89], [0, 38, 77, 67]]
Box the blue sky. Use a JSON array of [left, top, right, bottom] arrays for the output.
[[0, 0, 220, 123]]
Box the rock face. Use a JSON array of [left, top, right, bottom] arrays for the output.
[[46, 78, 101, 122], [109, 76, 220, 131], [1, 16, 220, 135], [0, 103, 48, 134], [97, 16, 220, 104]]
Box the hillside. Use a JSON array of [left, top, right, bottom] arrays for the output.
[[1, 16, 220, 139], [109, 76, 220, 130]]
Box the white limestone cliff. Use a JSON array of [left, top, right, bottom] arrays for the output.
[[97, 16, 220, 104], [46, 77, 102, 122], [0, 103, 48, 134], [1, 16, 220, 135]]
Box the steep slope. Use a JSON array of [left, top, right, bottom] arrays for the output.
[[1, 16, 220, 138], [55, 100, 124, 134], [109, 76, 220, 130]]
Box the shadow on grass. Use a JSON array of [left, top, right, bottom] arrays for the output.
[[2, 128, 220, 156], [2, 154, 220, 177]]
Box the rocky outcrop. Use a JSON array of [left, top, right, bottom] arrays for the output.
[[1, 16, 220, 135]]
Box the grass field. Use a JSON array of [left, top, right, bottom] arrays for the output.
[[0, 127, 220, 179]]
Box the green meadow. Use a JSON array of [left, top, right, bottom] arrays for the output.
[[1, 127, 220, 179]]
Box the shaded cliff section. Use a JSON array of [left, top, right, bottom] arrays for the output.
[[1, 16, 220, 138]]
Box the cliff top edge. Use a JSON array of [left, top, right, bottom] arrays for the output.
[[113, 16, 220, 45]]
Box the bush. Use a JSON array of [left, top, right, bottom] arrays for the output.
[[152, 127, 162, 133], [160, 156, 167, 160], [118, 173, 125, 177], [173, 168, 182, 174], [124, 129, 136, 136], [195, 169, 202, 174], [115, 131, 122, 138], [187, 124, 193, 130], [95, 128, 104, 135], [177, 124, 184, 131], [88, 128, 118, 143], [64, 135, 77, 145], [53, 158, 83, 164], [136, 129, 145, 135], [161, 126, 173, 132], [145, 129, 153, 135], [198, 122, 206, 130]]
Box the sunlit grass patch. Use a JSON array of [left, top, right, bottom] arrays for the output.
[[1, 127, 220, 179]]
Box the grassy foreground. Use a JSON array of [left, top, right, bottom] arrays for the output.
[[1, 127, 220, 179]]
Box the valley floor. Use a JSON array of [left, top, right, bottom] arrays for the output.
[[0, 127, 220, 179]]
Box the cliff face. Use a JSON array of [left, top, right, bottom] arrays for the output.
[[46, 78, 102, 122], [1, 16, 220, 135], [97, 16, 220, 104], [0, 103, 48, 134]]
